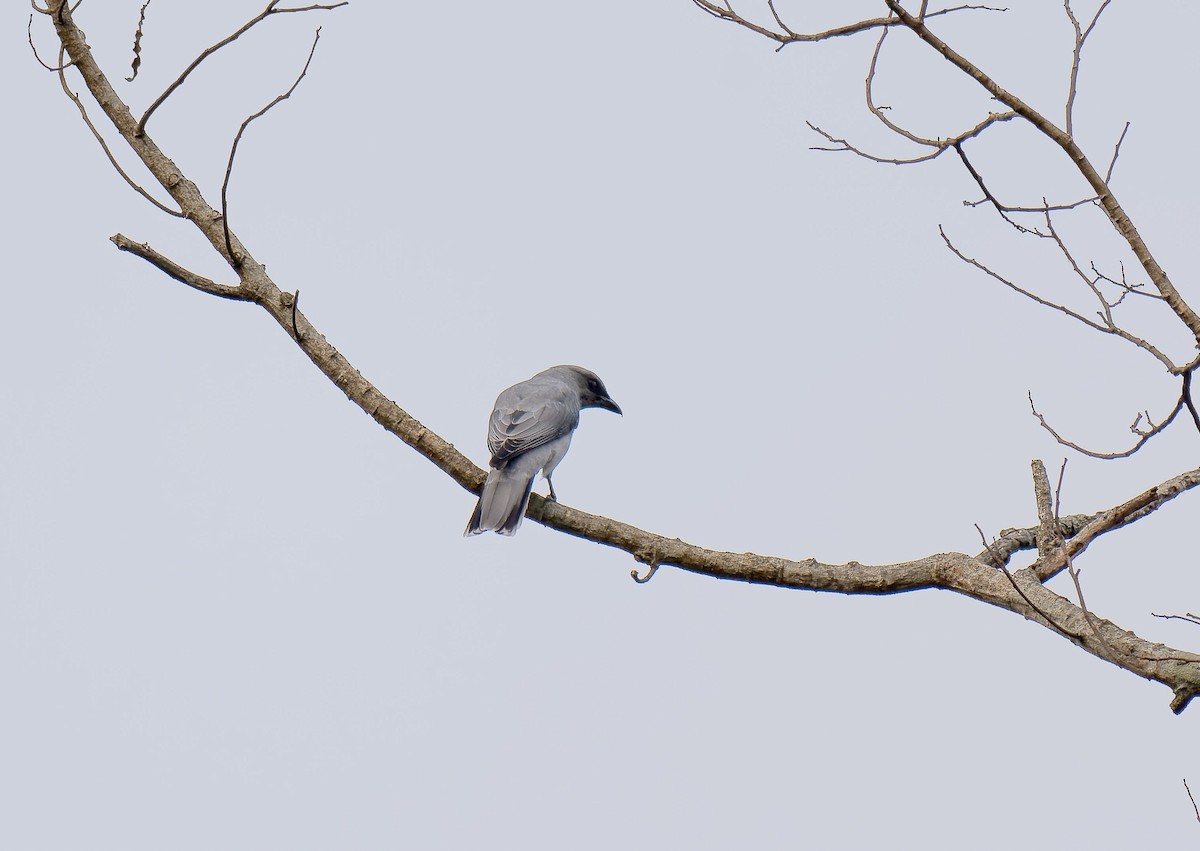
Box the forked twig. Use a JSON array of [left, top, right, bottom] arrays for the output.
[[111, 234, 250, 300], [136, 0, 346, 137]]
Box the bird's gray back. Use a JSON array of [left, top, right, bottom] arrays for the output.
[[487, 375, 581, 467]]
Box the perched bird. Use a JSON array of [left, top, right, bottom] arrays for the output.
[[465, 365, 622, 536]]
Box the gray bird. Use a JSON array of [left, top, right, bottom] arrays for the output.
[[465, 365, 622, 536]]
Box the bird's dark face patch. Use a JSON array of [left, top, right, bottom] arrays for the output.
[[577, 371, 621, 416]]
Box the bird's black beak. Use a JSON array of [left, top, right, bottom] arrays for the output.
[[595, 396, 622, 416]]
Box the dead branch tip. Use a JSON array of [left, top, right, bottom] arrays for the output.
[[125, 0, 150, 82]]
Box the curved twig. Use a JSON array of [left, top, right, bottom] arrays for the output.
[[221, 28, 323, 263], [28, 14, 73, 70], [1029, 390, 1183, 460]]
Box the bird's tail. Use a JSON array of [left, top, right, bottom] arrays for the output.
[[463, 467, 536, 536]]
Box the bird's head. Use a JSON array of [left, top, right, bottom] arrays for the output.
[[542, 365, 622, 415]]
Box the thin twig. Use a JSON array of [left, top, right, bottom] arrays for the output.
[[689, 1, 1004, 47], [291, 290, 302, 340], [765, 0, 795, 37], [1065, 554, 1122, 661], [962, 195, 1098, 213], [1029, 391, 1184, 460], [1185, 779, 1200, 825], [864, 25, 939, 148], [136, 0, 346, 137], [28, 14, 74, 70], [221, 28, 323, 263], [941, 228, 1103, 329], [1037, 204, 1179, 370], [942, 223, 1181, 373], [1104, 122, 1130, 184], [1152, 612, 1200, 627], [808, 110, 1014, 165], [953, 141, 1038, 233], [1063, 0, 1112, 137], [1053, 458, 1067, 520]]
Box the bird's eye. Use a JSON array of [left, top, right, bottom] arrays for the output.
[[588, 379, 599, 392]]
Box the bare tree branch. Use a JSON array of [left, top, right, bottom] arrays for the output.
[[1028, 366, 1200, 458], [942, 224, 1183, 373], [940, 227, 1105, 329], [689, 1, 899, 45], [135, 0, 346, 137], [1039, 205, 1181, 370], [807, 110, 1014, 165], [1030, 393, 1182, 460], [689, 1, 1005, 49]]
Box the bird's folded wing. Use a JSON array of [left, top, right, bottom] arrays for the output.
[[488, 398, 574, 466]]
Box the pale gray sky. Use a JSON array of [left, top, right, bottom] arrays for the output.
[[6, 1, 1200, 847]]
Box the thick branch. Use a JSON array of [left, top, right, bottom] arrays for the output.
[[1029, 466, 1200, 582]]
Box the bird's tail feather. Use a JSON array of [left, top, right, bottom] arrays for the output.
[[463, 469, 536, 536]]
